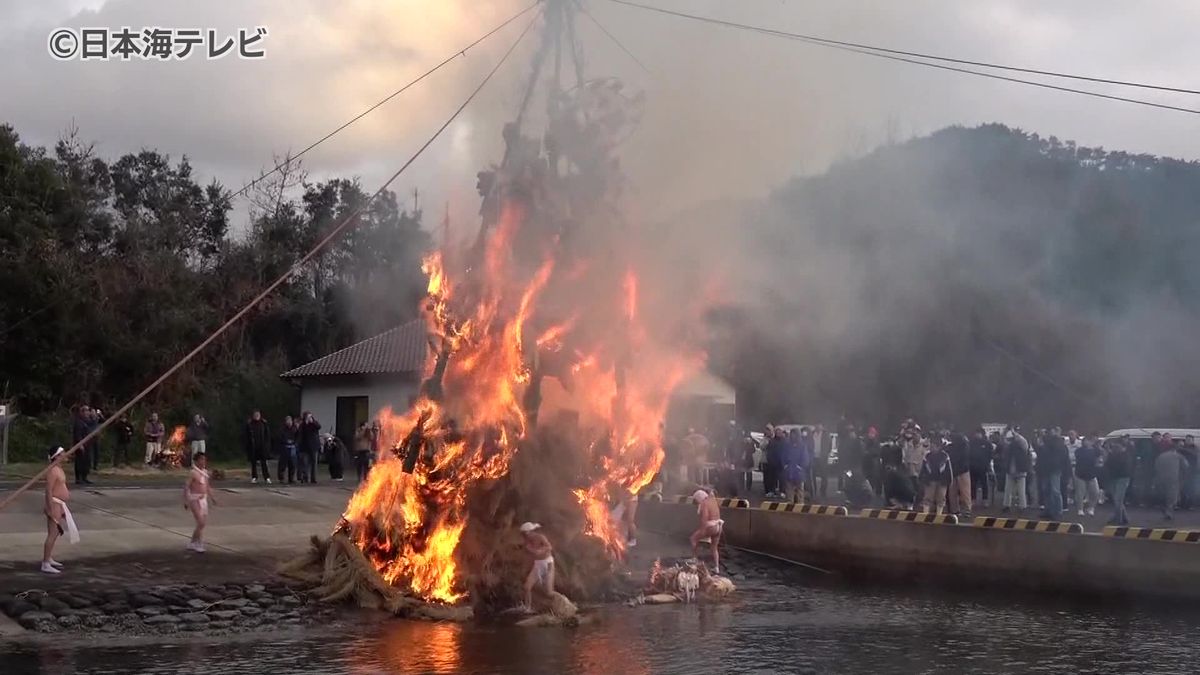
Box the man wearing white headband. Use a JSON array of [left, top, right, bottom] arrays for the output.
[[519, 522, 554, 611], [43, 446, 78, 574], [689, 489, 724, 573]]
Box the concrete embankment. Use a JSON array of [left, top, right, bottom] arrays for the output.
[[641, 501, 1200, 600]]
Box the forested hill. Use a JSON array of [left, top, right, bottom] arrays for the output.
[[700, 124, 1200, 429], [0, 124, 430, 456]]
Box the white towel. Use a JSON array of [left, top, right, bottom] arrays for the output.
[[52, 497, 79, 544]]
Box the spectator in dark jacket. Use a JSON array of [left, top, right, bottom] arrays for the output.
[[298, 412, 322, 484], [919, 439, 953, 514], [1073, 437, 1102, 516], [763, 428, 787, 499], [840, 428, 865, 483], [1002, 430, 1032, 512], [323, 433, 346, 481], [245, 410, 271, 484], [945, 432, 972, 515], [277, 416, 299, 484], [112, 414, 135, 467], [862, 426, 883, 497], [968, 429, 994, 506], [184, 414, 209, 468], [1105, 439, 1133, 526], [1040, 427, 1070, 520]]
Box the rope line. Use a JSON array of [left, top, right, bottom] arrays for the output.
[[575, 0, 654, 77], [227, 0, 542, 202], [605, 0, 1200, 115], [0, 2, 540, 344], [0, 8, 542, 514], [607, 0, 1200, 96]]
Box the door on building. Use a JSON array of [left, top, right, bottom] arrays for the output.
[[335, 396, 369, 449]]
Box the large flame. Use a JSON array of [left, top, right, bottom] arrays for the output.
[[340, 100, 704, 603], [342, 194, 700, 602]]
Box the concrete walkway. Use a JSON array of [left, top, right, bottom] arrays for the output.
[[0, 482, 352, 568]]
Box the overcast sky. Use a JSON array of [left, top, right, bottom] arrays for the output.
[[4, 0, 1200, 229]]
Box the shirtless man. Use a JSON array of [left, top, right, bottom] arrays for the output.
[[621, 489, 639, 548], [520, 522, 554, 611], [43, 446, 76, 574], [184, 452, 217, 553], [689, 489, 723, 574]]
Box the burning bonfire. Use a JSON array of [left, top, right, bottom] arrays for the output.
[[155, 426, 188, 469], [280, 76, 710, 623]]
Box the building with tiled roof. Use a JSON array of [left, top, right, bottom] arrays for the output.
[[280, 319, 430, 445], [283, 317, 737, 450]]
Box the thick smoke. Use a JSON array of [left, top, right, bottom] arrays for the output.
[[642, 124, 1200, 432]]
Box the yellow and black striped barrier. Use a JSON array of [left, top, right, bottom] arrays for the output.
[[759, 501, 848, 516], [1103, 526, 1200, 543], [972, 517, 1083, 534], [671, 495, 750, 509], [860, 509, 959, 525]]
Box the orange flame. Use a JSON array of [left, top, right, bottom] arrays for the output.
[[341, 198, 703, 604]]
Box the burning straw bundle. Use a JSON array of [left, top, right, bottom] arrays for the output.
[[281, 70, 704, 623]]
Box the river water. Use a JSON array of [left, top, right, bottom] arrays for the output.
[[4, 566, 1197, 674]]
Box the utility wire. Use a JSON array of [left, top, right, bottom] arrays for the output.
[[575, 0, 654, 77], [609, 0, 1200, 96], [0, 8, 542, 513], [605, 0, 1200, 116], [227, 0, 541, 202]]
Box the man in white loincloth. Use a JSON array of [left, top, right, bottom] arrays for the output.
[[520, 522, 554, 611], [184, 451, 217, 553], [43, 446, 78, 574], [689, 489, 724, 574]]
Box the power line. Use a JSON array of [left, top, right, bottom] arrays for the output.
[[574, 0, 654, 77], [228, 0, 541, 202], [605, 0, 1200, 116], [609, 0, 1200, 97], [0, 8, 542, 514]]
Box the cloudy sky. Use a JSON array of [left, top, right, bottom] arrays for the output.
[[4, 0, 1200, 228]]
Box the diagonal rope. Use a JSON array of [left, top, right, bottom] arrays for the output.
[[227, 1, 542, 202]]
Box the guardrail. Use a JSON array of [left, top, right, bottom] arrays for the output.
[[860, 508, 959, 524], [973, 517, 1083, 534], [1103, 526, 1200, 542], [759, 501, 848, 515]]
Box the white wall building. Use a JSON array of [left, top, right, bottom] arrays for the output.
[[280, 320, 428, 445]]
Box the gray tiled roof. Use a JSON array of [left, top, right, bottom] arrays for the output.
[[280, 319, 429, 379]]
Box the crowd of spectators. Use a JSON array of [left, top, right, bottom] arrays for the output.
[[667, 420, 1200, 524]]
